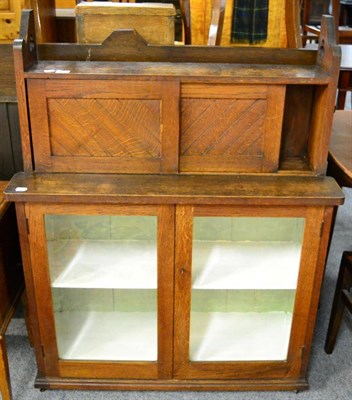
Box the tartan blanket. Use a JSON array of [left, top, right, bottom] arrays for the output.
[[231, 0, 269, 44]]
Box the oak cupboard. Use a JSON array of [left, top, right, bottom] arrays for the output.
[[4, 173, 343, 391], [4, 10, 344, 392]]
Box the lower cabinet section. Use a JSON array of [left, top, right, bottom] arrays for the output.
[[5, 174, 343, 391]]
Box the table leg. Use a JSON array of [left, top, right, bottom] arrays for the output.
[[325, 252, 352, 354]]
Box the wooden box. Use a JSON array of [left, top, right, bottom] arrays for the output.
[[75, 1, 175, 45]]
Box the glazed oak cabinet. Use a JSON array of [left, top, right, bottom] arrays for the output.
[[4, 10, 344, 392], [5, 174, 343, 391]]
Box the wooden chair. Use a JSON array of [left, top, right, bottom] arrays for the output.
[[180, 0, 302, 48], [336, 44, 352, 110], [180, 0, 226, 46], [324, 110, 352, 354], [303, 0, 352, 45], [179, 0, 191, 44], [26, 0, 58, 42], [325, 251, 352, 353], [207, 0, 226, 45]]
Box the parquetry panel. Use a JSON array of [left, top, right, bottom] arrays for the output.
[[48, 98, 161, 158], [181, 98, 266, 157]]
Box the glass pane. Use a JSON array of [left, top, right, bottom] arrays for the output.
[[45, 214, 158, 361], [190, 217, 305, 362]]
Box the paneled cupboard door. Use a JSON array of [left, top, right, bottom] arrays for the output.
[[26, 79, 179, 174], [173, 205, 325, 380], [26, 203, 175, 380]]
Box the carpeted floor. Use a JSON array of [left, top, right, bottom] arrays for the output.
[[5, 188, 352, 400]]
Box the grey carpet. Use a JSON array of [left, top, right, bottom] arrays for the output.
[[5, 188, 352, 400]]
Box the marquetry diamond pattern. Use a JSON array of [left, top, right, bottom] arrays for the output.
[[181, 99, 266, 156], [48, 98, 161, 158]]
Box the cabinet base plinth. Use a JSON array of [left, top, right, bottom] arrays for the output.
[[34, 376, 309, 392]]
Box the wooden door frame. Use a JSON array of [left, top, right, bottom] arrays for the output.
[[25, 202, 175, 380], [173, 204, 326, 380]]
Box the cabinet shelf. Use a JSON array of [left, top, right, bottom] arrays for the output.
[[190, 311, 292, 361], [47, 239, 302, 291], [26, 61, 330, 85], [55, 311, 157, 361], [48, 239, 157, 289], [192, 241, 302, 290]]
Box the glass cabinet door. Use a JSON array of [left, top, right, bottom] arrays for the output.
[[46, 214, 158, 362], [174, 205, 324, 380], [27, 204, 174, 380], [190, 216, 304, 362]]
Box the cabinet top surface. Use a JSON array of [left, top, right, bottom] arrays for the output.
[[4, 173, 344, 206]]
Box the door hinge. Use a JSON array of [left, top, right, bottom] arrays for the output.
[[25, 218, 30, 235], [41, 345, 45, 358]]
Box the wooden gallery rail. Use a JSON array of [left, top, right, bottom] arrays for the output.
[[4, 10, 344, 393]]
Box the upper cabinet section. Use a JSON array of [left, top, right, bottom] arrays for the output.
[[14, 11, 341, 176], [27, 79, 284, 174]]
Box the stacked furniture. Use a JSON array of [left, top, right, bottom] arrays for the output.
[[0, 44, 22, 181], [0, 0, 57, 44], [0, 0, 26, 43], [4, 10, 344, 392], [0, 0, 62, 182], [303, 0, 352, 45]]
